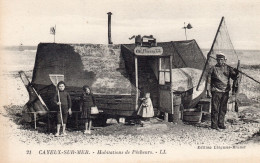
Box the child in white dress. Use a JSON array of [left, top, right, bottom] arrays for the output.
[[137, 93, 154, 120]]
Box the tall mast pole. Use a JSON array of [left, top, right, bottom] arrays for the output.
[[184, 22, 187, 40]]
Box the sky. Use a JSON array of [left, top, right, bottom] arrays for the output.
[[0, 0, 260, 49]]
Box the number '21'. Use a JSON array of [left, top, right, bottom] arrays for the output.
[[26, 150, 31, 155]]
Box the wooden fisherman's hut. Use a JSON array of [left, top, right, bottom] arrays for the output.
[[26, 39, 206, 122]]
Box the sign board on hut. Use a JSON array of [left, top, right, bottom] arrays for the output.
[[134, 46, 163, 56]]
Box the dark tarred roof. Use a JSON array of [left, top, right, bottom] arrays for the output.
[[122, 39, 206, 69]]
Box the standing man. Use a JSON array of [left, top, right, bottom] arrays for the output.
[[207, 53, 238, 130]]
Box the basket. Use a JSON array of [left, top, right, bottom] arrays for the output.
[[90, 106, 99, 114]]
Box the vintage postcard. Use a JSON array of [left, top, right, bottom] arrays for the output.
[[0, 0, 260, 162]]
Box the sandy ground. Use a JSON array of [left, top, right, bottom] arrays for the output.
[[0, 49, 260, 162]]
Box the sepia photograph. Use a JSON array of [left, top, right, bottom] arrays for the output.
[[0, 0, 260, 162]]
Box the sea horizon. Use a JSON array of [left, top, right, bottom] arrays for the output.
[[2, 45, 260, 51], [1, 44, 259, 66]]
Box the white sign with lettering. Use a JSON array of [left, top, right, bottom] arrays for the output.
[[134, 46, 163, 56]]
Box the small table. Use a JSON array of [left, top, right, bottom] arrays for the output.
[[26, 111, 82, 132]]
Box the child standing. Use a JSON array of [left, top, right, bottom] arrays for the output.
[[137, 92, 154, 121], [80, 85, 96, 134], [53, 81, 72, 136]]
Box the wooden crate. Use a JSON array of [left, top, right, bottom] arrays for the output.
[[198, 98, 211, 113]]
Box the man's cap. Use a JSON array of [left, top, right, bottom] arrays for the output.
[[216, 53, 226, 59]]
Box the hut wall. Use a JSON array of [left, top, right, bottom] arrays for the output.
[[32, 43, 137, 116]]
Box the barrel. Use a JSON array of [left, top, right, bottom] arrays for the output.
[[169, 95, 182, 123]]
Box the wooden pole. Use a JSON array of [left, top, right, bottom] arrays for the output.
[[34, 113, 37, 129], [157, 58, 161, 117], [210, 56, 260, 84], [169, 55, 173, 114], [135, 56, 139, 110], [168, 55, 174, 122], [159, 58, 168, 122], [164, 56, 173, 122], [56, 76, 63, 126], [185, 28, 187, 40], [47, 112, 50, 133], [234, 60, 241, 112], [164, 112, 168, 122], [54, 25, 56, 43], [184, 22, 187, 40], [75, 112, 79, 129]]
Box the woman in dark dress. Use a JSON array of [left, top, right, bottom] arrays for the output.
[[80, 85, 96, 134]]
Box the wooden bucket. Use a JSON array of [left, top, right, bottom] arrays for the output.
[[182, 108, 202, 123]]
